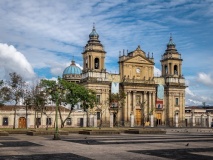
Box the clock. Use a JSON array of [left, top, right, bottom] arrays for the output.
[[136, 68, 140, 73]]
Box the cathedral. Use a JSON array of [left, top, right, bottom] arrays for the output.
[[63, 26, 187, 127]]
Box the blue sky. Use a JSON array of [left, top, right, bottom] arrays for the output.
[[0, 0, 213, 106]]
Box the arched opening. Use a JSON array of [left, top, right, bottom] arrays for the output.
[[174, 65, 178, 75], [85, 58, 88, 69], [164, 65, 168, 75], [94, 58, 99, 69]]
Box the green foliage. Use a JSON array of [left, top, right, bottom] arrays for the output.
[[7, 72, 26, 105], [109, 91, 126, 107], [40, 77, 97, 110], [81, 89, 97, 111], [0, 80, 11, 105], [40, 77, 97, 128]]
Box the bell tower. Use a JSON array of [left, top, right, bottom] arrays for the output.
[[160, 35, 187, 127], [82, 25, 106, 73], [161, 35, 183, 78]]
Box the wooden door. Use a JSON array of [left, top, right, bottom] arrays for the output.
[[156, 113, 162, 126], [19, 117, 26, 128], [136, 109, 141, 126]]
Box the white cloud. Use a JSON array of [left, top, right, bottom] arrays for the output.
[[186, 99, 202, 106], [0, 43, 36, 80], [185, 84, 213, 106], [0, 0, 213, 107], [154, 66, 161, 77], [76, 63, 83, 70], [185, 88, 195, 97], [197, 72, 213, 86], [50, 61, 83, 77]]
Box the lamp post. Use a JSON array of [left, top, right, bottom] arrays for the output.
[[54, 92, 60, 140], [48, 84, 65, 140]]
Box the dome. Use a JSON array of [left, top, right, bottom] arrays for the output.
[[63, 60, 82, 75], [167, 36, 176, 47], [89, 26, 99, 38]]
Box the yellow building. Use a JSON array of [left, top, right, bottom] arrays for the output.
[[63, 26, 187, 127]]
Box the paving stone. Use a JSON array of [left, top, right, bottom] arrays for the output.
[[0, 129, 213, 160]]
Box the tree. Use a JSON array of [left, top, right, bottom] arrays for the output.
[[108, 91, 126, 126], [96, 100, 108, 129], [0, 80, 11, 106], [58, 78, 96, 128], [7, 72, 25, 129], [40, 77, 97, 128], [23, 89, 34, 129]]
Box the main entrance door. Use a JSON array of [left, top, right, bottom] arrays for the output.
[[19, 117, 26, 128], [156, 113, 162, 126], [136, 109, 142, 126]]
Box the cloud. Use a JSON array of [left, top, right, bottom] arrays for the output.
[[185, 83, 213, 106], [197, 72, 213, 86], [154, 66, 161, 77], [50, 61, 83, 77], [185, 88, 195, 97], [76, 63, 83, 70], [0, 43, 36, 80]]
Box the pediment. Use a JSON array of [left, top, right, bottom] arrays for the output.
[[125, 55, 154, 65]]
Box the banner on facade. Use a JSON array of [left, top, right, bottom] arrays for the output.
[[156, 84, 164, 109], [111, 82, 119, 94]]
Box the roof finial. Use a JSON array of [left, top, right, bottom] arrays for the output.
[[170, 33, 173, 40], [71, 55, 75, 65], [167, 33, 175, 47], [93, 22, 95, 29]]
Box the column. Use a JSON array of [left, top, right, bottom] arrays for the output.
[[110, 112, 113, 128], [94, 114, 97, 127], [148, 92, 151, 119], [201, 114, 205, 127], [152, 92, 156, 114], [127, 91, 131, 122], [124, 91, 128, 122], [179, 64, 182, 76], [91, 55, 93, 69], [15, 116, 18, 128], [89, 55, 91, 69], [150, 114, 154, 127], [191, 112, 195, 127], [143, 91, 147, 123], [132, 91, 136, 113], [207, 113, 211, 128], [130, 112, 134, 127], [175, 114, 178, 127], [162, 65, 164, 76]]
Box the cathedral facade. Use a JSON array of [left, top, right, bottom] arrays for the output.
[[63, 26, 187, 127]]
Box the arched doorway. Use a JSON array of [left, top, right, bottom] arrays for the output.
[[136, 109, 142, 126], [156, 113, 162, 126], [19, 117, 26, 128]]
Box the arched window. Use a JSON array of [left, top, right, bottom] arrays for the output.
[[85, 58, 88, 69], [164, 65, 168, 75], [94, 58, 99, 69], [174, 65, 178, 75]]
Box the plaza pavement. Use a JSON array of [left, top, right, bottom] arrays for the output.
[[0, 128, 213, 160]]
